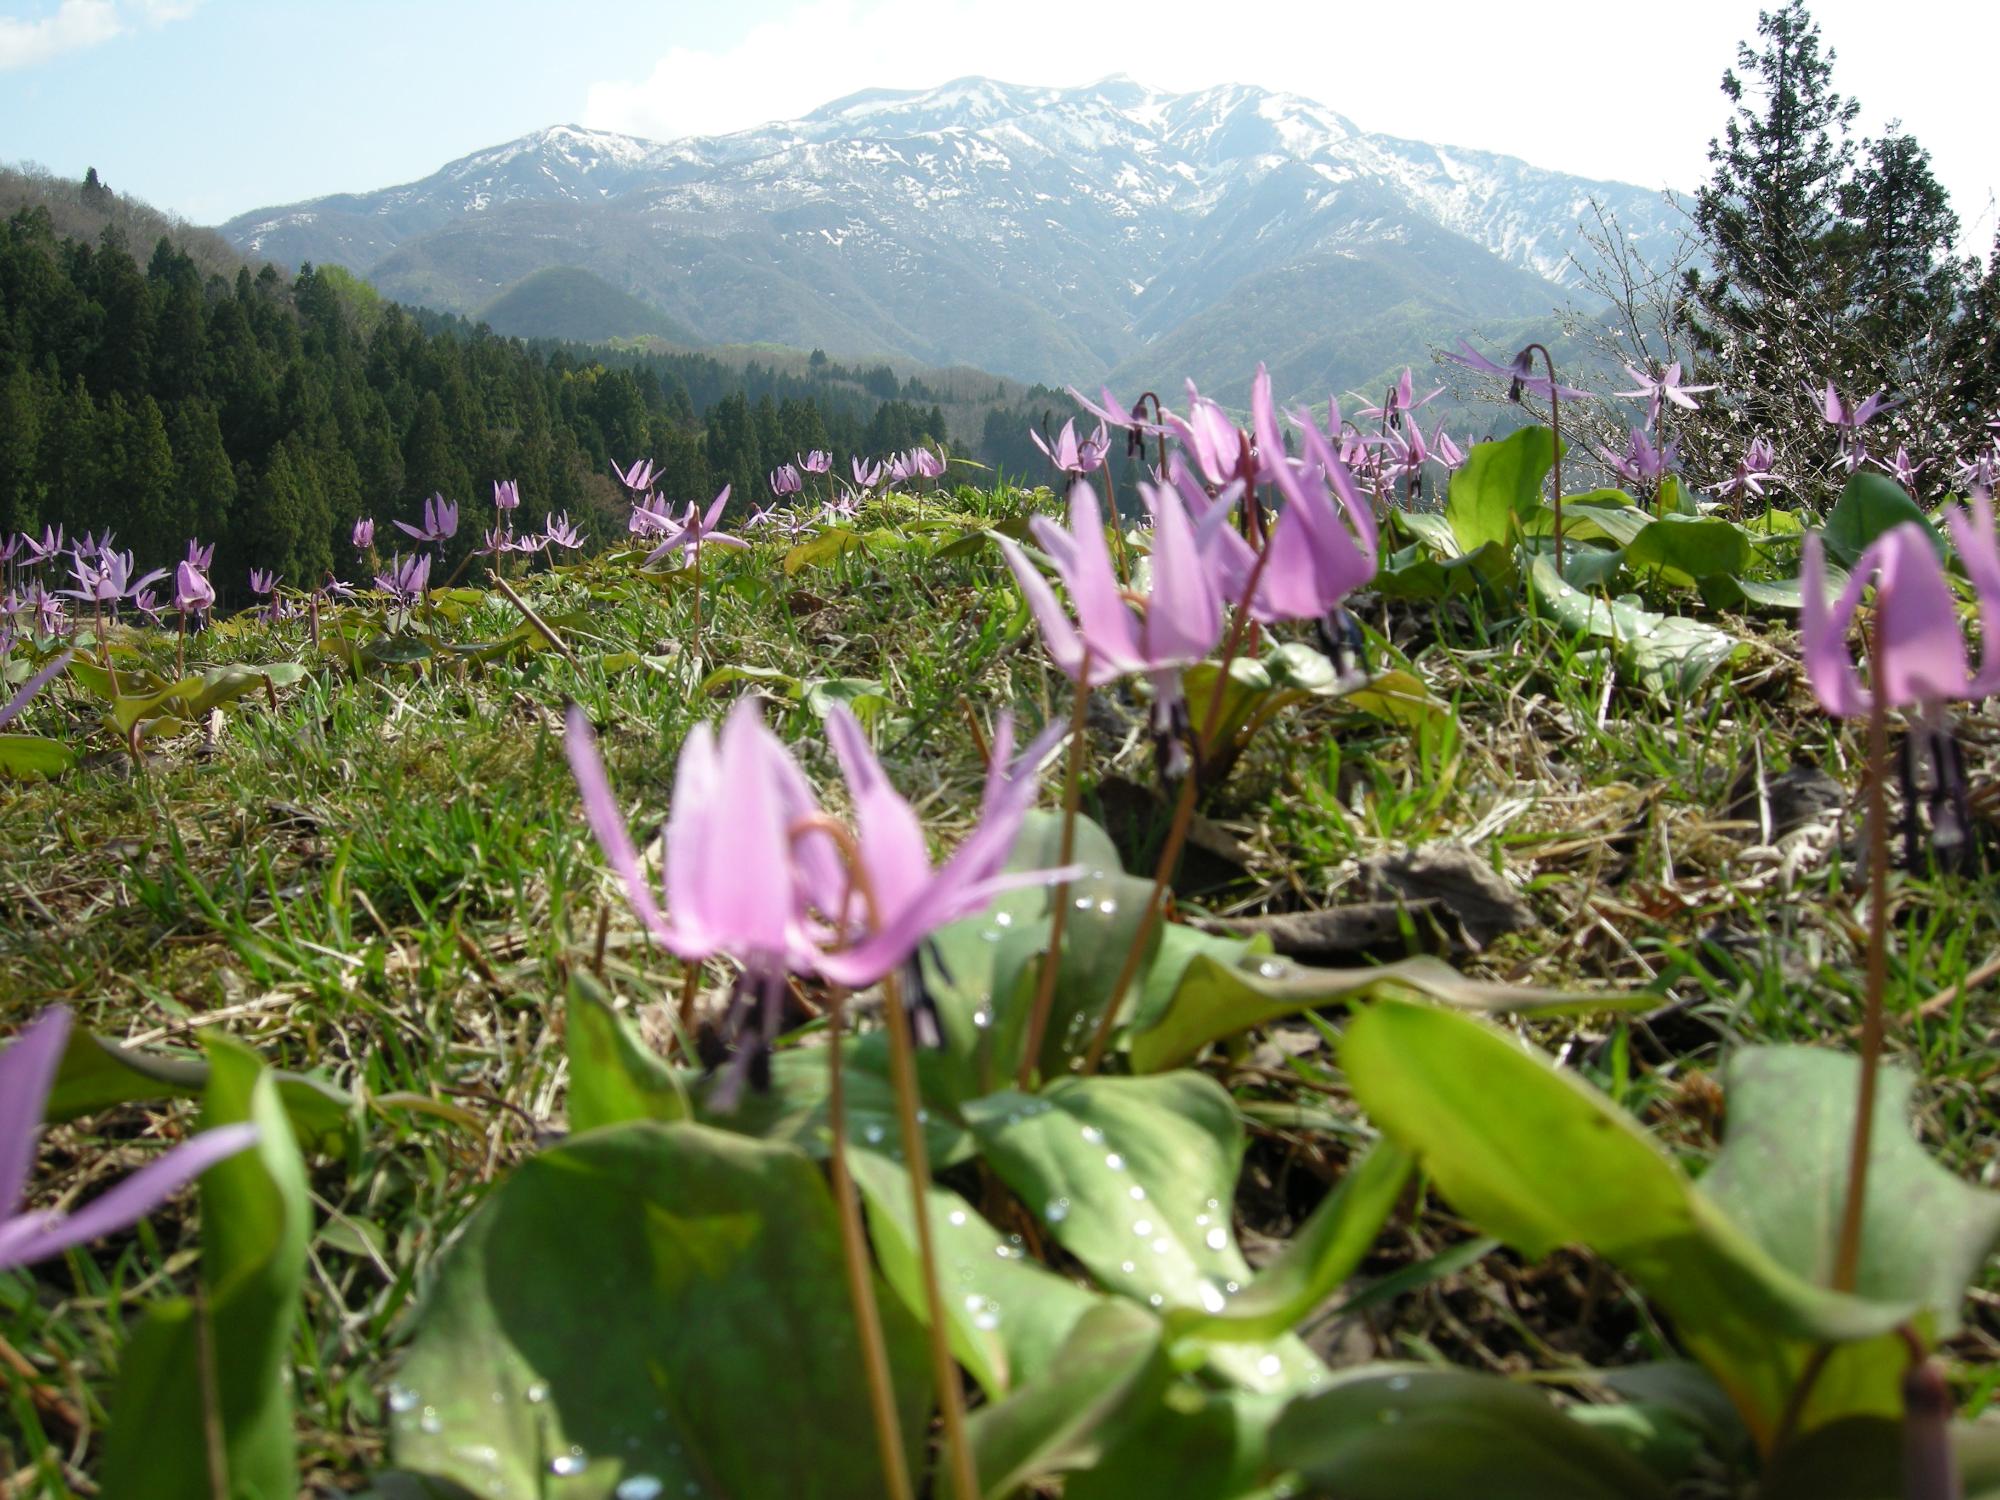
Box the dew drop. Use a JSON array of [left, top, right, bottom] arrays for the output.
[[1257, 960, 1287, 979], [525, 1382, 550, 1405], [1258, 1355, 1283, 1378], [1121, 1259, 1136, 1273], [387, 1384, 420, 1414], [1127, 1185, 1146, 1202], [1073, 895, 1093, 910], [972, 1008, 992, 1029], [1198, 1280, 1228, 1313], [1104, 1152, 1125, 1171], [994, 910, 1014, 927], [419, 1407, 442, 1434], [947, 1209, 968, 1227], [1147, 1292, 1164, 1307], [863, 1123, 886, 1145], [1046, 1197, 1071, 1223], [1133, 1218, 1154, 1236], [1080, 1125, 1105, 1145], [549, 1449, 588, 1477], [616, 1479, 666, 1500], [1386, 1375, 1411, 1392], [1096, 899, 1118, 915], [1204, 1227, 1228, 1251], [1151, 1237, 1170, 1254]]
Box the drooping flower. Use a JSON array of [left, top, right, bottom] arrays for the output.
[[1953, 447, 1998, 499], [814, 706, 1067, 988], [1801, 506, 1999, 718], [474, 526, 515, 559], [173, 560, 215, 617], [1030, 419, 1109, 477], [1430, 422, 1468, 471], [19, 526, 64, 568], [395, 494, 458, 545], [1238, 365, 1379, 624], [1163, 382, 1250, 488], [799, 450, 832, 475], [0, 1008, 258, 1274], [909, 445, 948, 481], [493, 479, 521, 512], [628, 494, 679, 539], [851, 456, 885, 492], [769, 464, 803, 498], [352, 517, 376, 550], [183, 539, 215, 572], [1443, 340, 1593, 403], [544, 514, 584, 551], [65, 548, 167, 606], [1872, 446, 1928, 492], [248, 568, 278, 598]]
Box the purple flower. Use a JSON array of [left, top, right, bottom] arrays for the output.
[[1066, 385, 1155, 434], [474, 526, 514, 559], [374, 553, 431, 605], [613, 457, 659, 494], [1614, 361, 1718, 427], [1717, 436, 1787, 501], [19, 527, 64, 567], [1430, 423, 1467, 471], [65, 549, 167, 606], [0, 651, 70, 731], [394, 494, 458, 546], [352, 517, 376, 550], [183, 539, 215, 572], [1597, 426, 1679, 489], [799, 450, 832, 475], [1358, 368, 1445, 428], [1163, 382, 1249, 488], [1812, 382, 1897, 471], [0, 1008, 258, 1274], [998, 478, 1226, 698], [814, 707, 1068, 987], [628, 494, 679, 539], [1954, 447, 1998, 499], [1443, 340, 1594, 404], [1801, 497, 2000, 718], [910, 445, 948, 481], [851, 456, 884, 491], [769, 464, 803, 498], [494, 479, 521, 512], [643, 487, 745, 568], [248, 568, 277, 597], [542, 513, 583, 551], [1030, 419, 1109, 478], [173, 561, 215, 617], [131, 589, 166, 626], [1871, 446, 1928, 492]]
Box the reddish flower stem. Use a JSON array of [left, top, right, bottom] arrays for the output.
[[1018, 655, 1093, 1088]]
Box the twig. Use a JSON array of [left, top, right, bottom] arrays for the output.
[[489, 573, 579, 666]]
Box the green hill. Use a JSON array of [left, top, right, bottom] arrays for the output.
[[477, 266, 697, 344]]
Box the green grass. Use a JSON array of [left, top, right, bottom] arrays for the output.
[[2, 484, 1996, 1492]]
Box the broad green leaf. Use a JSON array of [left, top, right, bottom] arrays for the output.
[[695, 1035, 975, 1166], [804, 676, 892, 724], [1392, 508, 1461, 558], [1445, 427, 1557, 553], [1341, 999, 1916, 1448], [1340, 668, 1449, 731], [1624, 515, 1755, 585], [1526, 554, 1749, 696], [965, 1301, 1172, 1499], [698, 662, 802, 696], [1129, 952, 1643, 1074], [101, 1038, 312, 1500], [184, 661, 309, 716], [1536, 489, 1649, 546], [848, 1147, 1100, 1399], [1823, 470, 1944, 565], [1269, 1368, 1674, 1500], [48, 1026, 353, 1154], [563, 975, 688, 1131], [1167, 1140, 1412, 1344], [1697, 1046, 2000, 1435], [783, 526, 865, 575], [1066, 1386, 1287, 1500], [1374, 540, 1516, 601], [387, 1123, 931, 1500], [964, 1074, 1321, 1393], [0, 733, 76, 778]]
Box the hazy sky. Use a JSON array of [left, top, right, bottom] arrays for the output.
[[3, 0, 1994, 247]]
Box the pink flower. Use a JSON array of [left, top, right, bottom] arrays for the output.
[[613, 457, 658, 493], [394, 494, 458, 545], [173, 560, 215, 616], [493, 479, 521, 512], [1801, 497, 2000, 718], [352, 517, 375, 550]]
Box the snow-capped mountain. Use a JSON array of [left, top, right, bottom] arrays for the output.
[[221, 76, 1682, 401]]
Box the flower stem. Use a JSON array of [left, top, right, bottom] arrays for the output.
[[882, 966, 981, 1500], [1079, 517, 1279, 1076], [1520, 343, 1565, 573], [825, 987, 915, 1500], [1018, 663, 1092, 1088], [1832, 640, 1892, 1294]]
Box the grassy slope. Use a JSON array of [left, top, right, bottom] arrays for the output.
[[1, 487, 1996, 1490]]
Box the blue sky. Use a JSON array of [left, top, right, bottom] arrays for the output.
[[4, 0, 1995, 247]]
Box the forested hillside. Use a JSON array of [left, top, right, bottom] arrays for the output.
[[0, 207, 1015, 597]]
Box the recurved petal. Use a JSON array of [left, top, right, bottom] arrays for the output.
[[566, 706, 676, 948], [1800, 533, 1874, 717], [0, 1008, 69, 1220]]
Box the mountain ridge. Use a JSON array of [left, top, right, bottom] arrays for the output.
[[221, 75, 1682, 401]]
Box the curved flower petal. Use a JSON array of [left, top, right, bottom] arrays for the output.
[[0, 1008, 69, 1219]]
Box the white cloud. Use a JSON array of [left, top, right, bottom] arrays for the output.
[[0, 0, 197, 71]]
